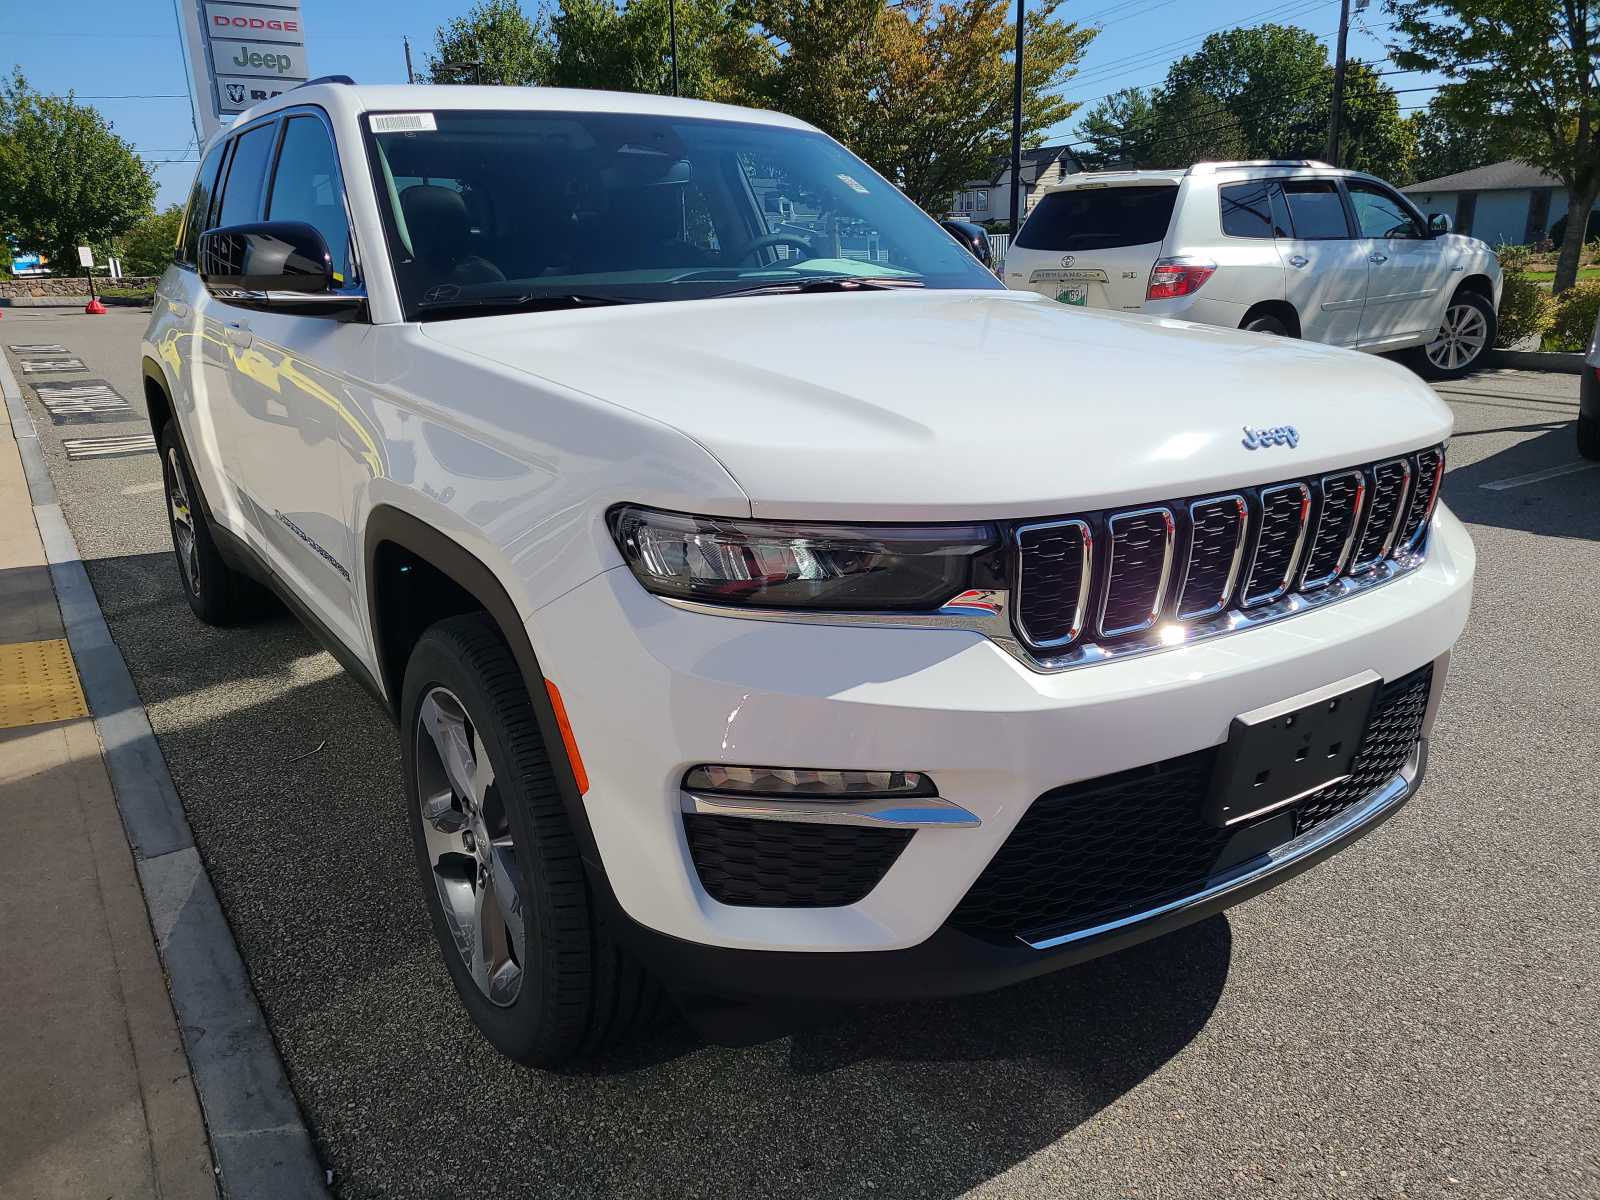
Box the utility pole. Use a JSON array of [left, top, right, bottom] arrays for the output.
[[669, 0, 680, 96], [1325, 0, 1352, 166], [1008, 0, 1024, 234], [404, 36, 415, 84]]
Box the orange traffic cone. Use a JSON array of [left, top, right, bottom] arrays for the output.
[[85, 297, 107, 315]]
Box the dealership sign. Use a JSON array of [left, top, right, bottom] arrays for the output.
[[179, 0, 308, 137]]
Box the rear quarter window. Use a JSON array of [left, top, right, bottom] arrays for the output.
[[1013, 185, 1178, 251], [1219, 181, 1291, 239]]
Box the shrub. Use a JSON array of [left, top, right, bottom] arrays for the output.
[[1545, 279, 1600, 351], [1493, 245, 1555, 347]]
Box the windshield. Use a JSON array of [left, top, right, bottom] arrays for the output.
[[363, 109, 1001, 319]]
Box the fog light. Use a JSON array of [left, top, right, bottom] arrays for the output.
[[683, 765, 934, 799]]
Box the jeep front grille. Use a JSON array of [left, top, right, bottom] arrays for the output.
[[1013, 445, 1445, 654]]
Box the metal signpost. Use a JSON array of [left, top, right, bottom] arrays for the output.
[[177, 0, 308, 142]]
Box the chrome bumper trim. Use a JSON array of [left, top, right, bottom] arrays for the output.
[[1020, 739, 1426, 951], [681, 790, 982, 829]]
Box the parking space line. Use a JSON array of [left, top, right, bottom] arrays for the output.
[[1479, 461, 1600, 491]]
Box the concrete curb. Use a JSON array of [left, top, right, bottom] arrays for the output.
[[1490, 348, 1584, 374], [0, 351, 328, 1198]]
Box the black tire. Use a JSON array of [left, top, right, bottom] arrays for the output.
[[400, 613, 662, 1065], [1579, 413, 1600, 461], [1241, 313, 1291, 337], [158, 421, 260, 625], [1413, 290, 1497, 381]]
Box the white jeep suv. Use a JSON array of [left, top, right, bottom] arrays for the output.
[[1004, 161, 1503, 379], [143, 84, 1474, 1064]]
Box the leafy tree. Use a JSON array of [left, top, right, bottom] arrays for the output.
[[546, 0, 771, 100], [114, 204, 184, 277], [0, 71, 155, 270], [1407, 97, 1501, 184], [427, 0, 553, 84], [1143, 87, 1248, 168], [1387, 0, 1600, 293], [1078, 87, 1158, 168]]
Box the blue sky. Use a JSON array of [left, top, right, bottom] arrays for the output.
[[2, 0, 1429, 210]]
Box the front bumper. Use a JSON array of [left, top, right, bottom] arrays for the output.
[[530, 504, 1474, 976]]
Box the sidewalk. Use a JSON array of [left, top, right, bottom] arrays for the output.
[[0, 396, 216, 1195]]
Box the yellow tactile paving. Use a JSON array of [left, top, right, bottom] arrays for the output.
[[0, 638, 89, 729]]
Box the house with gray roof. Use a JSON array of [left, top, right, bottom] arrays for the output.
[[948, 145, 1083, 226], [1403, 159, 1588, 248]]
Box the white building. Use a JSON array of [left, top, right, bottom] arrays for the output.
[[949, 145, 1083, 226]]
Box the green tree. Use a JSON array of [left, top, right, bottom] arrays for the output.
[[546, 0, 771, 100], [1407, 97, 1501, 183], [1078, 87, 1158, 168], [1143, 86, 1248, 168], [114, 204, 184, 277], [1388, 0, 1600, 293], [0, 71, 154, 270], [427, 0, 553, 84]]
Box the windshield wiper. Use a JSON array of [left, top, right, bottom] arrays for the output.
[[713, 275, 927, 298], [416, 291, 638, 318]]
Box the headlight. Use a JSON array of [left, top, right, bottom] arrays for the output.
[[609, 505, 999, 610]]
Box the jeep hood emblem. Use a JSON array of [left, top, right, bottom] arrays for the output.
[[1242, 425, 1299, 450]]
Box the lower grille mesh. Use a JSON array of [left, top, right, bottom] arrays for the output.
[[948, 664, 1434, 943], [685, 814, 913, 907]]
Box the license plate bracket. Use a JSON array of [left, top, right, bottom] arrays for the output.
[[1205, 672, 1381, 828]]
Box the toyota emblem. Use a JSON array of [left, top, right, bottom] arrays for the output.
[[1060, 255, 1075, 267]]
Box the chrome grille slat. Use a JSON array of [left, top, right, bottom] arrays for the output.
[[1300, 470, 1366, 589], [1349, 458, 1411, 572], [1098, 507, 1176, 638], [1176, 494, 1248, 620], [1011, 444, 1445, 657], [1240, 482, 1311, 607]]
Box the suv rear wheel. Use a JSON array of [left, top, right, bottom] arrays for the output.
[[1242, 313, 1292, 337], [400, 613, 662, 1065], [159, 422, 261, 625], [1417, 291, 1496, 379]]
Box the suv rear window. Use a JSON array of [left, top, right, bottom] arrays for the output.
[[1013, 186, 1177, 251]]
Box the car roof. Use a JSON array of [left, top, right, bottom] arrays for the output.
[[207, 82, 816, 151]]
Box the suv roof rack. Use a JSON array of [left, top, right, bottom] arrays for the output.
[[295, 75, 356, 90], [1187, 159, 1334, 174]]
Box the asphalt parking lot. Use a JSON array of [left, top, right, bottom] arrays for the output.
[[5, 306, 1597, 1200]]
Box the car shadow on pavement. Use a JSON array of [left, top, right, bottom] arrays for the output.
[[1442, 425, 1600, 542], [72, 548, 1236, 1199]]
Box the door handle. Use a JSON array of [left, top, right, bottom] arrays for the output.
[[1287, 255, 1309, 268], [1369, 252, 1389, 264], [223, 321, 254, 349]]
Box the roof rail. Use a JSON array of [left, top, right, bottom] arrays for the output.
[[1187, 159, 1334, 174], [295, 75, 356, 90]]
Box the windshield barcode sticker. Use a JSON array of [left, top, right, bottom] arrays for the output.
[[371, 112, 437, 133]]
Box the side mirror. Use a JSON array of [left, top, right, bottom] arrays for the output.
[[199, 222, 360, 309], [1427, 212, 1452, 236], [941, 220, 993, 269]]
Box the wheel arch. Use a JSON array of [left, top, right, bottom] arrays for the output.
[[1239, 299, 1302, 338], [1453, 273, 1496, 307], [141, 357, 176, 444]]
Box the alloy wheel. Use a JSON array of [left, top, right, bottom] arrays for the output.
[[414, 686, 526, 1007], [1425, 302, 1488, 371], [166, 448, 201, 597]]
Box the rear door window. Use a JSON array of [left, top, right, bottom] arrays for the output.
[[1013, 186, 1178, 251], [216, 122, 278, 228], [1220, 181, 1291, 239], [1281, 179, 1351, 240]]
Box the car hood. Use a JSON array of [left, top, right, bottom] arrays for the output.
[[420, 289, 1453, 520]]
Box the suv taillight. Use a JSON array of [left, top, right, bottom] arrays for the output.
[[1146, 257, 1216, 301]]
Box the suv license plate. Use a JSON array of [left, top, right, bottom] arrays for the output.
[[1204, 673, 1381, 827], [1057, 285, 1087, 306]]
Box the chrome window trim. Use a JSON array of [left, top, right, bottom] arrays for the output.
[[1349, 456, 1412, 573], [1013, 516, 1093, 649], [1240, 481, 1312, 607], [1021, 739, 1427, 950], [1097, 506, 1176, 639], [681, 790, 980, 829], [1397, 446, 1445, 554], [1299, 469, 1367, 590], [1175, 493, 1248, 620]]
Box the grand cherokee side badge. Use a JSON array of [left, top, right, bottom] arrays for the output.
[[1242, 425, 1299, 450]]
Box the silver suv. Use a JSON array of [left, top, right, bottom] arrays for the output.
[[1003, 161, 1503, 380]]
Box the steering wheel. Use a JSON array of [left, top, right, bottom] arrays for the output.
[[732, 232, 817, 264]]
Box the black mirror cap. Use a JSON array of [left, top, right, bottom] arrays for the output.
[[199, 221, 335, 294], [941, 219, 993, 269], [1427, 212, 1453, 236]]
